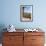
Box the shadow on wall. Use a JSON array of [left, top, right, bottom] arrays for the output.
[[0, 24, 7, 43]]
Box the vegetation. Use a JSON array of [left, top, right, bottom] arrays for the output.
[[23, 12, 31, 19]]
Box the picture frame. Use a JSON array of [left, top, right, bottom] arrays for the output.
[[20, 5, 33, 22]]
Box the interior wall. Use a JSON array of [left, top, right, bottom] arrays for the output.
[[0, 0, 46, 31]]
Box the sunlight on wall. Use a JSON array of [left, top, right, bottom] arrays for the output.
[[44, 44, 46, 46]]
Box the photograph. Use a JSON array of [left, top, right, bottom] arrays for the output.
[[20, 5, 33, 22]]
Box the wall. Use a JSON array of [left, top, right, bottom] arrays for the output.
[[0, 0, 46, 31]]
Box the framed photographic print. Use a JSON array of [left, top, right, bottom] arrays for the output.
[[20, 5, 33, 22]]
